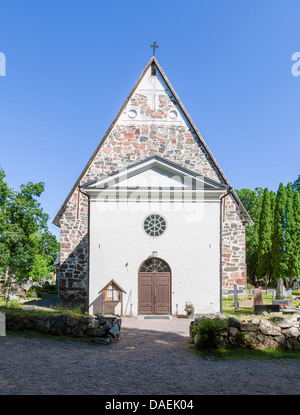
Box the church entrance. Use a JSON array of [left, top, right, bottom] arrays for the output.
[[138, 258, 171, 315]]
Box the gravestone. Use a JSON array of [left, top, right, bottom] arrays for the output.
[[273, 278, 293, 307], [253, 289, 265, 305], [253, 288, 267, 314], [286, 289, 293, 298], [293, 281, 299, 289], [228, 285, 244, 311], [253, 304, 280, 315], [275, 278, 284, 300], [266, 289, 275, 296], [0, 312, 5, 336], [31, 292, 37, 299]]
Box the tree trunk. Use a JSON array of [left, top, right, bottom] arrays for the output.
[[289, 273, 293, 288], [264, 272, 270, 288]]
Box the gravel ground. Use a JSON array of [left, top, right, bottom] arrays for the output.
[[0, 316, 300, 395]]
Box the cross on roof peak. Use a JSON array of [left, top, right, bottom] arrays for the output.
[[150, 41, 158, 56]]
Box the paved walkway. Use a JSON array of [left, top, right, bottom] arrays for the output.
[[0, 316, 300, 395]]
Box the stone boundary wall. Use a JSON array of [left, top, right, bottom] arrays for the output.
[[190, 316, 300, 350], [5, 313, 121, 345]]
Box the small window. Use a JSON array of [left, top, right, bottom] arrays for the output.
[[104, 284, 120, 301], [143, 214, 167, 237], [140, 258, 170, 273]]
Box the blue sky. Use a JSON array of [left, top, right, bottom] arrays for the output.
[[1, 0, 300, 240]]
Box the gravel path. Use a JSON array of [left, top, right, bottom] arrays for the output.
[[0, 316, 300, 395]]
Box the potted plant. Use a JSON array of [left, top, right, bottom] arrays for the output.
[[185, 303, 194, 318]]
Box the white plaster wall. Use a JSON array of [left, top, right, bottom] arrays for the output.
[[119, 66, 187, 127], [89, 199, 221, 316]]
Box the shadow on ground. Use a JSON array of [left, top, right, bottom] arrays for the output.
[[1, 324, 300, 395]]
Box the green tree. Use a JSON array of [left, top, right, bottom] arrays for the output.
[[0, 167, 58, 301], [292, 191, 300, 280], [28, 231, 59, 278], [283, 183, 297, 286], [291, 175, 300, 193], [271, 183, 287, 281], [31, 253, 49, 281], [257, 188, 273, 286], [236, 187, 263, 283], [39, 231, 60, 272]]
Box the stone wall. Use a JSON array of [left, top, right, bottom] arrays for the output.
[[5, 312, 121, 345], [56, 65, 248, 303], [190, 316, 300, 350]]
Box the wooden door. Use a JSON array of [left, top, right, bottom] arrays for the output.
[[138, 273, 155, 314], [154, 273, 171, 314], [138, 271, 171, 315]]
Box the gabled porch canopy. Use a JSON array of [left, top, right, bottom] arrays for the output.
[[81, 155, 228, 202]]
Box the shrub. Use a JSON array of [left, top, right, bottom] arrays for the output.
[[26, 288, 42, 298], [192, 317, 227, 349], [46, 284, 57, 292]]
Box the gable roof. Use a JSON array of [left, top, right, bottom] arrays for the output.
[[53, 57, 253, 226], [98, 279, 127, 295]]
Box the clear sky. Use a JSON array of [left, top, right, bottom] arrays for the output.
[[1, 0, 300, 240]]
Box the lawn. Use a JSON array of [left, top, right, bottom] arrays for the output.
[[222, 290, 300, 319]]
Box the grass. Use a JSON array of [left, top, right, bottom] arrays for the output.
[[222, 291, 300, 319], [193, 347, 300, 361], [0, 303, 86, 319]]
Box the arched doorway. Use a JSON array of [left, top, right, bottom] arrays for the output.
[[138, 258, 171, 315]]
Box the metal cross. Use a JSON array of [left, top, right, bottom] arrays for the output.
[[228, 285, 244, 311], [150, 41, 158, 56]]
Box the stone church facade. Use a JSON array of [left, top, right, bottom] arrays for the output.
[[53, 56, 252, 314]]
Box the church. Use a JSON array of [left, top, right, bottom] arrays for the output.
[[53, 53, 252, 316]]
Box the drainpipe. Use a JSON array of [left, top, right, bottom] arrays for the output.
[[78, 185, 90, 315], [220, 186, 232, 313]]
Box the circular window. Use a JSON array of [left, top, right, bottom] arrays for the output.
[[143, 214, 167, 237], [128, 109, 137, 118], [169, 110, 178, 119]]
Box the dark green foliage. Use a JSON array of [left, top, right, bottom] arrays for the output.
[[237, 176, 300, 286], [192, 318, 227, 349], [0, 166, 59, 292], [290, 175, 300, 193], [283, 184, 297, 285], [25, 287, 42, 298], [235, 188, 263, 282], [257, 188, 272, 285], [271, 183, 287, 279], [291, 191, 300, 279]]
